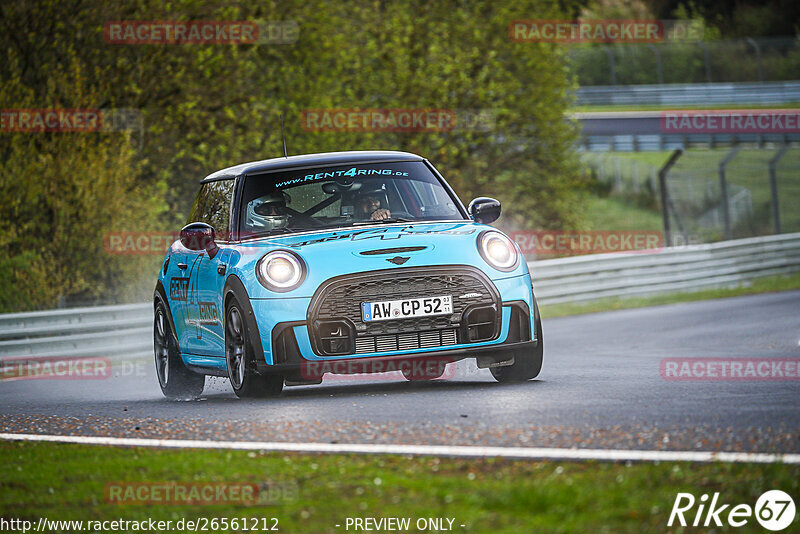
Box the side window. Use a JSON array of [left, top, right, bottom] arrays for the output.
[[188, 180, 234, 239]]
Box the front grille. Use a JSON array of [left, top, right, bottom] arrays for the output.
[[308, 266, 500, 356], [354, 328, 458, 354]]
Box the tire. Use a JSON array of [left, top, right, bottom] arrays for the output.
[[401, 359, 448, 381], [490, 299, 544, 383], [154, 300, 205, 400], [225, 298, 283, 398]]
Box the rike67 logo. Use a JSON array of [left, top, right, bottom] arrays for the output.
[[669, 490, 796, 531]]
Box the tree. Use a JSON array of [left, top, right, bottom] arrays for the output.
[[1, 0, 586, 310]]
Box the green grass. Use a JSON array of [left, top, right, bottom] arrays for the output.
[[539, 272, 800, 318], [599, 151, 679, 169], [583, 195, 664, 231], [1, 441, 798, 533]]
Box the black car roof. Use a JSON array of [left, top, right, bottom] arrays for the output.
[[200, 150, 425, 182]]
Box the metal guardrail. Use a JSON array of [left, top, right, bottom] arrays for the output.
[[0, 303, 152, 359], [575, 81, 800, 107], [1, 233, 798, 359], [531, 232, 800, 303], [574, 111, 800, 152]]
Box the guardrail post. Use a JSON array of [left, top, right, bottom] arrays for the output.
[[603, 46, 617, 85], [746, 38, 764, 83], [769, 146, 788, 234], [718, 147, 741, 240], [658, 149, 683, 246], [698, 42, 712, 83], [648, 44, 663, 84]]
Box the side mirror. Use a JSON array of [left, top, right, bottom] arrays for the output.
[[180, 222, 219, 258], [468, 197, 501, 225]]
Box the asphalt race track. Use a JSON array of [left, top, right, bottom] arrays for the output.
[[1, 291, 798, 453]]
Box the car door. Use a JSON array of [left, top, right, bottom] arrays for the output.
[[164, 245, 191, 350], [185, 247, 231, 357], [183, 178, 235, 358]]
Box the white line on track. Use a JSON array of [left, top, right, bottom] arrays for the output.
[[2, 432, 799, 464]]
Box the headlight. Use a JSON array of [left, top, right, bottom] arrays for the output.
[[478, 231, 519, 272], [256, 250, 306, 292]]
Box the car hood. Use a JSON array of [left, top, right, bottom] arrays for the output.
[[227, 221, 527, 298]]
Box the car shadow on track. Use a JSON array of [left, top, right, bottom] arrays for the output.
[[186, 376, 547, 404]]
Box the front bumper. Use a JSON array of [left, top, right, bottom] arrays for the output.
[[263, 339, 538, 378], [250, 269, 536, 371]]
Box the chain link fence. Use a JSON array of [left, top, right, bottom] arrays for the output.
[[569, 37, 800, 86], [583, 149, 800, 244]]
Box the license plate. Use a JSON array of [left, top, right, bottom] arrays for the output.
[[361, 295, 453, 322]]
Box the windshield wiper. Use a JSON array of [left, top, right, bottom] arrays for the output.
[[350, 217, 414, 226]]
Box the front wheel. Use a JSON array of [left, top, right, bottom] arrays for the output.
[[490, 300, 544, 383], [225, 299, 283, 398], [154, 300, 205, 400]]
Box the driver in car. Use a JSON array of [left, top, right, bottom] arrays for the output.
[[357, 188, 391, 221], [245, 190, 290, 231]]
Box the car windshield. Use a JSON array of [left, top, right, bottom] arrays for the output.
[[239, 161, 465, 237]]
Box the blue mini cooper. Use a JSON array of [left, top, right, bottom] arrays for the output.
[[153, 151, 543, 399]]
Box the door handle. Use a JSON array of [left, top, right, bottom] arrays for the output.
[[177, 262, 188, 270]]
